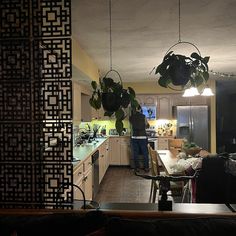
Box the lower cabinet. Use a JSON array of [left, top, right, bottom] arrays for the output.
[[99, 139, 109, 184], [109, 136, 131, 166], [73, 156, 93, 201]]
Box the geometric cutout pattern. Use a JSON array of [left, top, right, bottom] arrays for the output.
[[34, 80, 72, 120], [0, 40, 31, 80], [0, 0, 30, 38], [33, 39, 72, 79], [0, 123, 33, 162], [32, 0, 71, 37], [0, 0, 72, 209], [0, 82, 32, 121]]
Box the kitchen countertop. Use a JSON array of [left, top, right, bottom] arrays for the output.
[[73, 137, 108, 165]]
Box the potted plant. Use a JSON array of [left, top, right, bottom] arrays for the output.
[[155, 51, 210, 90], [89, 76, 139, 135], [182, 140, 202, 156]]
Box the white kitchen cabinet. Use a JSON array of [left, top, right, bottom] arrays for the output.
[[92, 106, 109, 120], [172, 94, 207, 106], [73, 81, 97, 122], [136, 94, 157, 106], [73, 156, 93, 201], [73, 164, 84, 200], [73, 81, 81, 123], [109, 136, 130, 165], [120, 138, 131, 165], [158, 95, 172, 119], [99, 141, 107, 184], [99, 140, 109, 184]]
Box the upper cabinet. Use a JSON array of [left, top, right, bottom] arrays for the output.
[[136, 95, 157, 106], [73, 81, 82, 123], [136, 93, 208, 120], [172, 94, 207, 106], [158, 95, 172, 119], [73, 81, 92, 123]]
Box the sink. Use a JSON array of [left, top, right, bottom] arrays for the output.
[[83, 142, 96, 146], [72, 157, 81, 162]]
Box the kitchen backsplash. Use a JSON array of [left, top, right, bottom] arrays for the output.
[[78, 119, 177, 137]]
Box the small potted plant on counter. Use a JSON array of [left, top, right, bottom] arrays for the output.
[[89, 75, 139, 135]]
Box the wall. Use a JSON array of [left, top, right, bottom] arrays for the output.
[[72, 37, 99, 83]]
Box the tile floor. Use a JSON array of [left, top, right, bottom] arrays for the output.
[[95, 166, 183, 204], [95, 166, 153, 203]]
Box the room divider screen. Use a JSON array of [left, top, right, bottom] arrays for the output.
[[0, 0, 73, 209]]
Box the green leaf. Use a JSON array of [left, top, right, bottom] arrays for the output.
[[202, 71, 209, 81], [115, 109, 125, 120], [91, 81, 97, 90], [158, 76, 169, 88], [103, 77, 114, 87], [128, 87, 135, 97], [115, 120, 124, 136], [194, 74, 204, 87], [203, 56, 210, 64], [191, 52, 201, 60], [104, 111, 114, 117]]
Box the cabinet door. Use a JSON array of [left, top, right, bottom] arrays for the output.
[[73, 81, 81, 122], [74, 178, 84, 200], [104, 140, 110, 171], [120, 137, 131, 165], [158, 95, 172, 119], [109, 138, 121, 165], [143, 95, 156, 105], [83, 167, 93, 201], [81, 93, 92, 122], [99, 144, 106, 183], [73, 164, 84, 200]]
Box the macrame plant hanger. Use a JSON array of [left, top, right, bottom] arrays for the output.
[[104, 0, 122, 84]]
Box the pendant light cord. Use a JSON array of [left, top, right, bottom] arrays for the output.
[[109, 0, 113, 70], [178, 0, 181, 42]]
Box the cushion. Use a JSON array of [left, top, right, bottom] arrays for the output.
[[106, 217, 236, 236]]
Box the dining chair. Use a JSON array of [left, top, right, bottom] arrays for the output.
[[168, 138, 184, 152], [148, 145, 184, 203], [148, 145, 167, 203]]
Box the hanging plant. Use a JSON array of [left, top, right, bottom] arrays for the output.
[[155, 49, 210, 90], [89, 70, 139, 135]]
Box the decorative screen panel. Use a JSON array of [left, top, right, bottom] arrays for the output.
[[0, 0, 72, 209]]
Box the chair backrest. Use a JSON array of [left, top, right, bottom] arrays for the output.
[[148, 144, 160, 176], [168, 138, 184, 151]]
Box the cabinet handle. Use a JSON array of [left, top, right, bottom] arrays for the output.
[[78, 171, 82, 176], [83, 176, 88, 181]]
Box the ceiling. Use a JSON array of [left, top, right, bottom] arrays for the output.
[[72, 0, 236, 84]]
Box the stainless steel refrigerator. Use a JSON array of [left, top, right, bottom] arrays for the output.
[[176, 105, 209, 151]]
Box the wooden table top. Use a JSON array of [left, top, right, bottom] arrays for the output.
[[157, 149, 211, 176], [157, 150, 179, 175]]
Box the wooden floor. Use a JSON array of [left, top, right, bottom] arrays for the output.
[[95, 166, 183, 204], [95, 166, 153, 203]]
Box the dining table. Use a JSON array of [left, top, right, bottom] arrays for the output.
[[157, 149, 211, 176], [157, 150, 180, 175]]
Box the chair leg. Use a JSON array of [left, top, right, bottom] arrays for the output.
[[149, 180, 154, 203], [152, 184, 158, 203]]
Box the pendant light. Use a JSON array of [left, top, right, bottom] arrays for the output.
[[201, 85, 214, 96]]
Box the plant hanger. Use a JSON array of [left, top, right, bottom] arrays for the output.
[[89, 0, 139, 135], [154, 0, 210, 92], [103, 0, 122, 84]]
